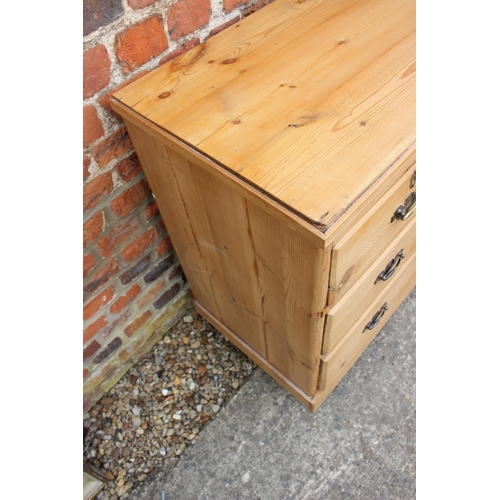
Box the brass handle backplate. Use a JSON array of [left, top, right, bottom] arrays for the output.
[[374, 249, 405, 284], [363, 303, 388, 332], [391, 191, 416, 222]]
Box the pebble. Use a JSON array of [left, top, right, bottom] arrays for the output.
[[83, 307, 255, 499]]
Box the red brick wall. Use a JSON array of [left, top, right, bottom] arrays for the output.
[[83, 0, 274, 412]]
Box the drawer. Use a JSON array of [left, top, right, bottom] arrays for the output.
[[328, 165, 416, 305], [319, 251, 416, 392], [322, 217, 415, 354]]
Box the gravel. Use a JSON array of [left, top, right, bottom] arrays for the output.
[[83, 306, 255, 500]]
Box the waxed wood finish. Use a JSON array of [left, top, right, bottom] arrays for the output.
[[328, 165, 416, 305], [318, 253, 416, 394], [111, 0, 416, 411], [323, 218, 415, 354], [113, 0, 416, 231], [122, 120, 330, 396]]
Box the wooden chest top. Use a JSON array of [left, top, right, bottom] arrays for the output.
[[112, 0, 415, 230]]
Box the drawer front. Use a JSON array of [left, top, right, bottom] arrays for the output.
[[319, 252, 415, 392], [328, 165, 416, 305], [322, 218, 415, 354]]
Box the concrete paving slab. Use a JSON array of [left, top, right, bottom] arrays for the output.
[[130, 289, 416, 500]]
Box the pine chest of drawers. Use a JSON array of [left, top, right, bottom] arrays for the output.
[[111, 0, 416, 411]]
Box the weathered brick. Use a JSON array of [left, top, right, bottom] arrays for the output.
[[115, 16, 168, 74], [242, 0, 273, 17], [84, 155, 91, 180], [93, 337, 123, 364], [136, 280, 164, 309], [83, 45, 111, 98], [168, 264, 183, 280], [97, 217, 139, 258], [84, 340, 102, 361], [100, 310, 132, 339], [83, 368, 90, 380], [84, 287, 115, 321], [153, 282, 181, 309], [124, 310, 152, 337], [168, 0, 211, 41], [116, 153, 142, 181], [158, 219, 167, 233], [209, 16, 239, 37], [84, 259, 119, 294], [92, 128, 133, 168], [128, 0, 156, 9], [83, 254, 96, 278], [83, 173, 113, 210], [159, 37, 200, 65], [84, 315, 108, 343], [121, 228, 158, 262], [144, 253, 175, 283], [110, 284, 141, 313], [223, 0, 243, 13], [84, 210, 105, 247], [83, 105, 104, 148], [98, 70, 148, 117], [120, 255, 151, 285], [155, 236, 172, 256], [145, 201, 158, 220], [111, 179, 150, 218]]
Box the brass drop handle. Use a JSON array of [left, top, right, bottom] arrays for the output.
[[374, 249, 405, 284], [391, 191, 416, 222], [363, 303, 388, 332]]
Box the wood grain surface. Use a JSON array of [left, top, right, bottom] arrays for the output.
[[112, 0, 415, 231]]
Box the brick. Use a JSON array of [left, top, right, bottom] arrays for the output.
[[84, 340, 101, 361], [84, 0, 124, 36], [110, 284, 141, 313], [92, 128, 133, 168], [84, 155, 91, 180], [100, 310, 131, 339], [159, 37, 200, 65], [121, 228, 158, 262], [242, 0, 273, 17], [120, 255, 151, 285], [155, 236, 172, 256], [84, 287, 115, 321], [83, 315, 108, 343], [83, 45, 111, 98], [168, 0, 211, 41], [125, 310, 152, 337], [137, 280, 164, 309], [144, 253, 175, 283], [116, 153, 142, 181], [168, 264, 183, 280], [145, 201, 158, 220], [153, 282, 181, 309], [97, 217, 139, 258], [93, 337, 122, 364], [128, 0, 156, 9], [223, 0, 243, 13], [83, 254, 96, 278], [84, 259, 119, 294], [209, 16, 239, 37], [115, 16, 168, 74], [98, 70, 148, 117], [83, 173, 113, 210], [111, 179, 150, 218], [84, 210, 105, 247], [83, 105, 104, 148], [83, 368, 90, 380], [158, 219, 167, 233]]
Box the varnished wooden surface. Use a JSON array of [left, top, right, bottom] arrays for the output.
[[123, 120, 331, 396], [112, 0, 415, 231]]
